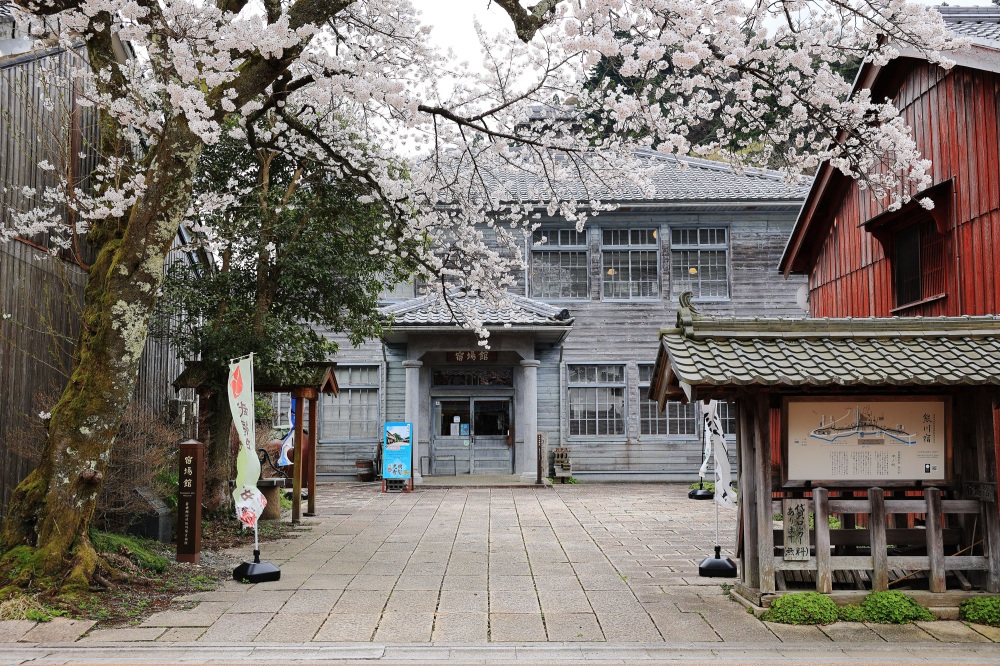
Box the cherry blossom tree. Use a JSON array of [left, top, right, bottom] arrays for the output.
[[0, 0, 963, 593]]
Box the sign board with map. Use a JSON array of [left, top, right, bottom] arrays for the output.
[[784, 397, 949, 484]]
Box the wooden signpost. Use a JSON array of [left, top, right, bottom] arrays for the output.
[[176, 439, 204, 563]]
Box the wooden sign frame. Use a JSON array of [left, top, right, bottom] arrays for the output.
[[781, 395, 953, 488]]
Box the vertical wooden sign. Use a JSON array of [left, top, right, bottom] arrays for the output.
[[783, 499, 811, 561], [177, 439, 204, 563]]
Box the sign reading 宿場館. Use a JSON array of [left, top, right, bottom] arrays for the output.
[[786, 398, 948, 483], [383, 422, 413, 479]]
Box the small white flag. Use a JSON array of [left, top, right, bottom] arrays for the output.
[[702, 400, 736, 509]]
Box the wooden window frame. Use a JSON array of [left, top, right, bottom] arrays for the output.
[[600, 227, 660, 301], [567, 364, 626, 437], [530, 228, 589, 300], [669, 226, 730, 300]]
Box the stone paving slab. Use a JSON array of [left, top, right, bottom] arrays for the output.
[[18, 618, 95, 643], [865, 622, 937, 642], [313, 613, 380, 642], [0, 621, 35, 642], [818, 621, 886, 643], [198, 612, 272, 642], [80, 626, 166, 642], [543, 612, 604, 641], [157, 627, 205, 641], [253, 612, 326, 642], [489, 613, 546, 642], [762, 622, 830, 642], [432, 612, 489, 643], [915, 620, 993, 642]]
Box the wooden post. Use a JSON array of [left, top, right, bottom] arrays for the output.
[[306, 394, 318, 517], [987, 398, 1000, 592], [292, 390, 305, 523], [755, 396, 775, 593], [738, 397, 760, 590], [925, 487, 945, 593], [814, 487, 832, 594], [869, 487, 888, 591]]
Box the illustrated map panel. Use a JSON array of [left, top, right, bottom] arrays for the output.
[[787, 400, 946, 482]]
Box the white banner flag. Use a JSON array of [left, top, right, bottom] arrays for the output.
[[228, 354, 266, 528], [702, 400, 736, 509]]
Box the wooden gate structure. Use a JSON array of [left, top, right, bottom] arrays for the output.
[[174, 361, 337, 523], [649, 299, 1000, 606]]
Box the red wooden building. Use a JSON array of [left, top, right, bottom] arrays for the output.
[[780, 7, 1000, 317]]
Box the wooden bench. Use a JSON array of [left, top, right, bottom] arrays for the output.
[[553, 447, 572, 482]]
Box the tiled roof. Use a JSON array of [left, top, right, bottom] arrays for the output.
[[652, 302, 1000, 400], [477, 150, 811, 204], [939, 6, 1000, 46], [0, 2, 13, 24], [381, 291, 574, 327]]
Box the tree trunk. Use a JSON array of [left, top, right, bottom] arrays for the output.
[[203, 390, 236, 519], [0, 115, 203, 593]]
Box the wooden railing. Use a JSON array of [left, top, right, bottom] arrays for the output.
[[770, 487, 1000, 593]]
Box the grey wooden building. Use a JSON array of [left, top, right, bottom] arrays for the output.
[[307, 151, 810, 481]]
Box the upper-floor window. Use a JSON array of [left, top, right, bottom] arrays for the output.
[[602, 228, 659, 299], [670, 227, 729, 299], [531, 228, 589, 299], [379, 278, 415, 301], [568, 364, 625, 436], [893, 219, 945, 309], [320, 365, 380, 441]]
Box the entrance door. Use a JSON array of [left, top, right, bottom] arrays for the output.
[[432, 398, 513, 475]]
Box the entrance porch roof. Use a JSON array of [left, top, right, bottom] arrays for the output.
[[381, 291, 573, 345], [649, 295, 1000, 405]]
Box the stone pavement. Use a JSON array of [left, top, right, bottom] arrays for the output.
[[2, 483, 1000, 662]]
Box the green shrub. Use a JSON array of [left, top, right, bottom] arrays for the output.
[[837, 604, 867, 622], [90, 530, 169, 573], [960, 597, 1000, 627], [761, 592, 839, 625], [859, 591, 934, 624]]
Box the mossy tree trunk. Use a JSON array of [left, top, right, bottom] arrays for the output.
[[204, 390, 236, 519], [0, 115, 203, 593]]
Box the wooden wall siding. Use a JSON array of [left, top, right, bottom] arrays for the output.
[[809, 64, 1000, 317], [1, 47, 101, 265], [0, 240, 85, 511]]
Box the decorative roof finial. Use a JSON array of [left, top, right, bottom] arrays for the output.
[[676, 291, 697, 337]]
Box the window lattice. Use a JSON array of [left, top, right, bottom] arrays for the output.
[[670, 227, 729, 299], [602, 228, 659, 299], [531, 228, 588, 299], [321, 366, 380, 440], [568, 364, 625, 436]]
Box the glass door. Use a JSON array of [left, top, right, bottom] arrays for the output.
[[431, 398, 513, 475]]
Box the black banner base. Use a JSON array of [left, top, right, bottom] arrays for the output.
[[233, 549, 281, 583], [699, 545, 738, 578]]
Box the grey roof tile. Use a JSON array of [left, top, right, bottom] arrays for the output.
[[939, 6, 1000, 46], [381, 291, 573, 327], [478, 149, 810, 204], [654, 308, 1000, 396]]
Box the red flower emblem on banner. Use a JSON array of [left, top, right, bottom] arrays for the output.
[[238, 506, 257, 528], [231, 366, 243, 398]]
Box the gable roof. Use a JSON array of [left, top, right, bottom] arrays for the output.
[[940, 6, 1000, 47], [779, 6, 1000, 275], [486, 149, 810, 206], [649, 302, 1000, 403], [381, 291, 574, 328]]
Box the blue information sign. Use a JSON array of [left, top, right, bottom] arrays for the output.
[[383, 422, 412, 479]]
